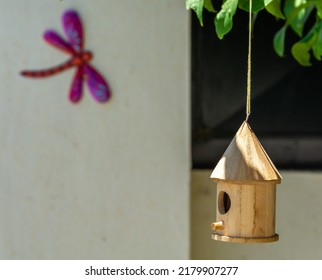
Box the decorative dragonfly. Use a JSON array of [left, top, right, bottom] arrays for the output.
[[21, 9, 111, 103]]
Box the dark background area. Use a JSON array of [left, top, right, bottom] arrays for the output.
[[191, 8, 322, 169]]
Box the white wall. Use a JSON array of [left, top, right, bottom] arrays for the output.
[[192, 170, 322, 259], [0, 0, 190, 259]]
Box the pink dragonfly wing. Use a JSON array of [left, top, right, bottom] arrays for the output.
[[69, 66, 84, 103], [44, 30, 75, 54], [84, 64, 111, 103], [62, 10, 83, 52]]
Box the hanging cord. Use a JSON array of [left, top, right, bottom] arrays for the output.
[[246, 0, 252, 122]]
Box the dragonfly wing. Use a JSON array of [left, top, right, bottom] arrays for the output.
[[84, 64, 111, 103], [69, 66, 84, 103], [44, 30, 75, 54], [62, 9, 83, 52]]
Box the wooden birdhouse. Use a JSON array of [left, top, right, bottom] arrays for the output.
[[210, 121, 282, 243]]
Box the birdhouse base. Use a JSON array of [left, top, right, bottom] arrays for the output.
[[212, 234, 279, 244]]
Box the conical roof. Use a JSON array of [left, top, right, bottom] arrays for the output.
[[211, 121, 282, 184]]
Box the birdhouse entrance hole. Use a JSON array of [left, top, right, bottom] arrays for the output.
[[218, 191, 231, 214]]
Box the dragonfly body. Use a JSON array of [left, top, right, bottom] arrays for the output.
[[22, 51, 93, 78], [21, 10, 111, 103]]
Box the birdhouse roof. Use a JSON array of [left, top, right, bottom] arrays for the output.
[[211, 121, 282, 184]]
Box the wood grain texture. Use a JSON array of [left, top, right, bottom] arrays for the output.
[[214, 182, 277, 241], [210, 121, 282, 184]]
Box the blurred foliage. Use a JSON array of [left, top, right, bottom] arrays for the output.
[[186, 0, 322, 66]]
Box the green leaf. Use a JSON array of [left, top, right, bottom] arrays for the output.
[[291, 28, 317, 66], [284, 0, 314, 37], [292, 43, 312, 66], [215, 0, 239, 39], [312, 22, 322, 60], [186, 0, 204, 26], [239, 0, 273, 13], [204, 0, 215, 12], [274, 26, 287, 57], [265, 0, 285, 19], [316, 1, 322, 19]]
